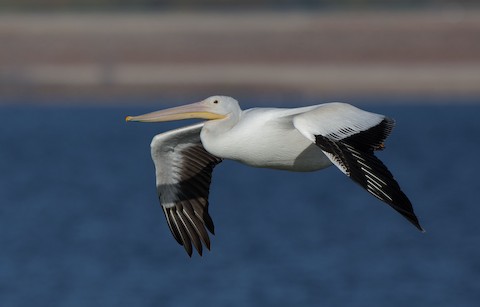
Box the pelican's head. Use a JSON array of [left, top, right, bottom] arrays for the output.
[[126, 96, 240, 123]]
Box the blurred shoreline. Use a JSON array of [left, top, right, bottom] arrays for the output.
[[1, 10, 479, 105]]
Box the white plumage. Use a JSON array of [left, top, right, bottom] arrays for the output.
[[127, 95, 423, 256]]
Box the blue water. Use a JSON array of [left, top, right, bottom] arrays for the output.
[[1, 101, 479, 306]]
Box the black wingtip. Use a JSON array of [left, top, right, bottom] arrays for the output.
[[399, 208, 425, 233], [416, 223, 426, 233], [413, 223, 425, 233], [185, 246, 193, 257], [315, 119, 425, 234], [392, 201, 425, 233], [395, 203, 424, 233], [195, 245, 203, 256], [203, 212, 215, 235]]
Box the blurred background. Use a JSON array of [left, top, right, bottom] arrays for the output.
[[1, 1, 480, 307], [1, 0, 480, 103]]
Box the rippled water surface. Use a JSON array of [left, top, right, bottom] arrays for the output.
[[1, 101, 479, 306]]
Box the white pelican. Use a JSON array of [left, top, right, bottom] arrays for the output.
[[126, 96, 423, 256]]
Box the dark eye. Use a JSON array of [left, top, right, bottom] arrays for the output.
[[213, 100, 218, 104]]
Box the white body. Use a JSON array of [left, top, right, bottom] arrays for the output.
[[201, 106, 332, 171], [126, 95, 423, 256]]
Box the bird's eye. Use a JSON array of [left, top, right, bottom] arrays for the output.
[[213, 100, 218, 104]]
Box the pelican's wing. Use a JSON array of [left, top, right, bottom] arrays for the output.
[[150, 123, 222, 256], [293, 103, 423, 231]]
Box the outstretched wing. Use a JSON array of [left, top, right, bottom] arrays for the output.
[[150, 123, 222, 256], [293, 103, 423, 231]]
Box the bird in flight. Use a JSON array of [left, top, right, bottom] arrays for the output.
[[126, 96, 423, 256]]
